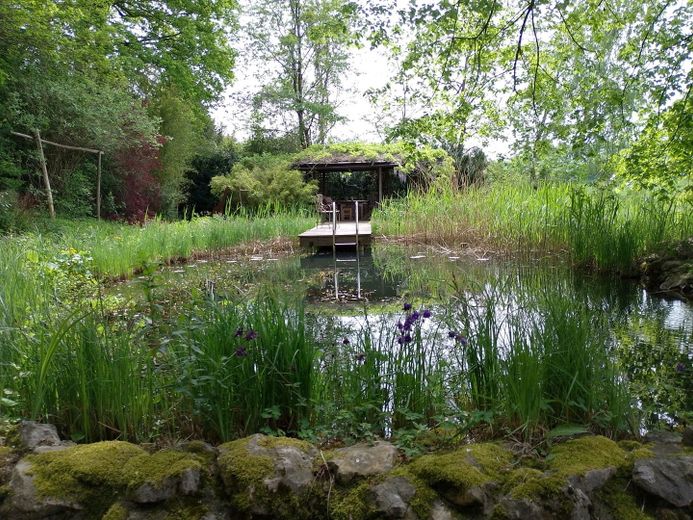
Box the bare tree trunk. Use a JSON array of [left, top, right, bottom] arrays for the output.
[[290, 0, 311, 148], [33, 129, 55, 219]]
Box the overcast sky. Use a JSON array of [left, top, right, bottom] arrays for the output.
[[210, 1, 511, 156], [211, 37, 393, 143]]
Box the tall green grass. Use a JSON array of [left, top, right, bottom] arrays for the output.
[[0, 273, 649, 443], [171, 294, 316, 441], [0, 208, 680, 444], [373, 182, 692, 273], [446, 279, 633, 440]]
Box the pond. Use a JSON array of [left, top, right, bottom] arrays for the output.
[[114, 244, 692, 439]]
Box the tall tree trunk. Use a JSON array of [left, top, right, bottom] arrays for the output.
[[290, 0, 311, 148]]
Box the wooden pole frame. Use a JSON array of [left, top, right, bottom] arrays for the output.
[[33, 129, 55, 219], [11, 131, 104, 219]]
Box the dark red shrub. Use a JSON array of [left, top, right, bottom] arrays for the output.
[[116, 136, 165, 223]]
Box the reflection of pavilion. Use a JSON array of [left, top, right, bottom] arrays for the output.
[[300, 251, 400, 302]]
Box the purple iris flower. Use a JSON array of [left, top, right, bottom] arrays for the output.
[[244, 330, 257, 341], [422, 309, 432, 319], [234, 346, 248, 357], [403, 303, 412, 311], [234, 328, 243, 337], [343, 337, 350, 345], [397, 336, 405, 345], [403, 334, 412, 344], [448, 330, 457, 339], [411, 310, 420, 321], [356, 352, 366, 363]]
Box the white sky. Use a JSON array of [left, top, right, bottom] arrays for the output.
[[211, 39, 394, 143], [210, 0, 512, 157]]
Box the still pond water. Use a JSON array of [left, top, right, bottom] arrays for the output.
[[118, 244, 692, 430]]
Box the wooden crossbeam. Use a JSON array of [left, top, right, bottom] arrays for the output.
[[11, 130, 104, 219]]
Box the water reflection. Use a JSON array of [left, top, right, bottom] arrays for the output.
[[116, 244, 692, 430]]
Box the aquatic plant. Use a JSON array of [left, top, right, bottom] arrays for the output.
[[373, 182, 692, 273]]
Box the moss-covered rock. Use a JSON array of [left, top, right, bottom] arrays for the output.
[[102, 497, 213, 520], [508, 436, 627, 501], [410, 442, 512, 490], [102, 501, 129, 520], [125, 450, 205, 503], [218, 434, 319, 518], [0, 445, 17, 487], [594, 479, 654, 520], [27, 441, 145, 508], [5, 441, 210, 517], [408, 442, 512, 511], [330, 480, 372, 520]]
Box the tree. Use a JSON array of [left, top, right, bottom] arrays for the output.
[[242, 0, 358, 148], [371, 0, 692, 186], [614, 93, 693, 200], [0, 0, 239, 217], [185, 136, 240, 214]]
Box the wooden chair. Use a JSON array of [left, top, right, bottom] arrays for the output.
[[317, 194, 339, 224], [341, 204, 353, 221]]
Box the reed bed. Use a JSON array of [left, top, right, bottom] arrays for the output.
[[373, 183, 692, 273], [0, 273, 647, 443], [0, 200, 686, 445]]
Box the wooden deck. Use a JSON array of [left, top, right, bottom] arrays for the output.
[[299, 221, 372, 248]]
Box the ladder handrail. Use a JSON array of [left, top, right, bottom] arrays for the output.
[[354, 200, 359, 249], [332, 201, 337, 253]]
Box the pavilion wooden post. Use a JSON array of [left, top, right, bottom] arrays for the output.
[[377, 167, 383, 203], [96, 151, 103, 220], [33, 129, 55, 219]]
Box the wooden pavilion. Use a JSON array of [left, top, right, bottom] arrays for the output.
[[293, 152, 404, 248], [293, 153, 403, 220]]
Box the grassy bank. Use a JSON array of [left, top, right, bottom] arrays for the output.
[[1, 211, 313, 277], [373, 183, 692, 273]]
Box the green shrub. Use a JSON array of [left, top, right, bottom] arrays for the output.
[[0, 190, 27, 232], [211, 154, 316, 211], [54, 166, 94, 217]]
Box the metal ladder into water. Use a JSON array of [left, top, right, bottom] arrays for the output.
[[330, 201, 362, 300]]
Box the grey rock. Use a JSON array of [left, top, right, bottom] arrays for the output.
[[252, 442, 316, 494], [493, 497, 544, 519], [4, 459, 82, 516], [633, 456, 693, 507], [179, 467, 201, 494], [33, 442, 75, 454], [442, 481, 496, 512], [328, 441, 399, 483], [19, 421, 61, 450], [129, 467, 201, 504], [682, 426, 693, 448], [371, 476, 417, 519], [121, 499, 231, 520], [569, 466, 616, 494], [569, 487, 591, 520], [429, 499, 456, 520], [644, 430, 683, 445]]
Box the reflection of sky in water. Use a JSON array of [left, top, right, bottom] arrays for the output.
[[120, 245, 692, 344]]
